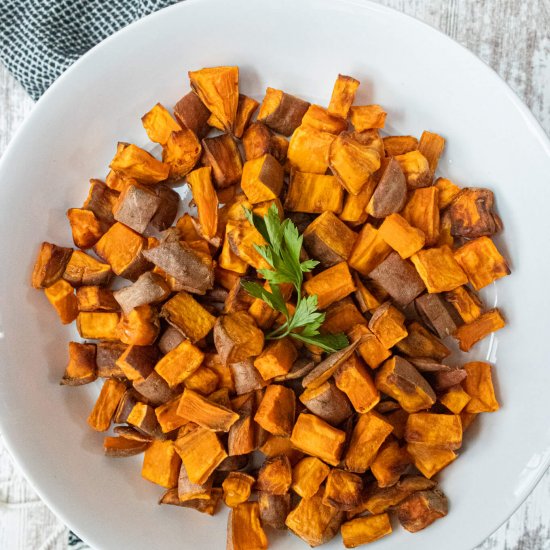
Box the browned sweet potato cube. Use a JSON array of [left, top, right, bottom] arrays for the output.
[[366, 158, 407, 219], [383, 135, 418, 156], [407, 442, 457, 479], [302, 341, 359, 389], [396, 321, 450, 360], [454, 308, 505, 351], [254, 384, 295, 436], [371, 438, 410, 487], [32, 242, 73, 289], [241, 154, 284, 204], [258, 87, 310, 136], [222, 472, 255, 507], [127, 402, 162, 437], [66, 208, 103, 249], [454, 236, 510, 290], [161, 128, 202, 180], [350, 105, 387, 131], [111, 143, 169, 184], [230, 359, 266, 396], [159, 486, 222, 514], [397, 489, 448, 532], [415, 293, 461, 339], [113, 272, 169, 315], [95, 341, 127, 378], [116, 344, 158, 382], [349, 325, 391, 370], [112, 184, 162, 235], [186, 166, 219, 239], [44, 279, 78, 324], [227, 502, 268, 550], [292, 456, 330, 499], [214, 311, 264, 364], [61, 342, 97, 386], [242, 122, 285, 162], [323, 469, 362, 511], [189, 66, 239, 134], [141, 103, 181, 145], [290, 413, 346, 466], [177, 389, 239, 432], [155, 340, 204, 388], [440, 385, 471, 414], [448, 187, 501, 238], [303, 261, 356, 310], [463, 361, 500, 412], [285, 488, 344, 547], [328, 74, 359, 118], [233, 94, 260, 138], [302, 104, 348, 134], [405, 413, 462, 450], [103, 436, 149, 457], [256, 455, 292, 495], [202, 133, 243, 188], [288, 125, 336, 174], [334, 354, 380, 413], [435, 177, 461, 208], [184, 366, 219, 395], [177, 462, 212, 503], [116, 305, 159, 346], [303, 211, 357, 268], [299, 382, 353, 426], [83, 179, 118, 231], [322, 298, 365, 334], [348, 224, 391, 275], [154, 394, 187, 433], [375, 356, 436, 413], [63, 250, 113, 286], [444, 286, 483, 323], [226, 220, 270, 271], [285, 171, 344, 213], [402, 186, 440, 246], [418, 130, 445, 181], [173, 91, 210, 139], [395, 150, 431, 189], [368, 302, 407, 348], [76, 286, 118, 312], [411, 245, 468, 293], [142, 440, 181, 488], [76, 311, 119, 340], [258, 492, 290, 530], [87, 378, 126, 432], [341, 513, 392, 548]]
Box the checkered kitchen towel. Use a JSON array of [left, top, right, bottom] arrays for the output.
[[0, 0, 180, 100]]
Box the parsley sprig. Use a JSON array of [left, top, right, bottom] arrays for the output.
[[241, 205, 349, 353]]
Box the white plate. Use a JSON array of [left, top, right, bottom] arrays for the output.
[[1, 0, 550, 548]]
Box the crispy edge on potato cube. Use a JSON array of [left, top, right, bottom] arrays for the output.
[[463, 361, 500, 412], [254, 384, 296, 436], [396, 489, 448, 533], [87, 378, 127, 432], [61, 342, 97, 386], [341, 513, 392, 548], [405, 412, 462, 450], [328, 74, 360, 119], [258, 87, 310, 136], [411, 245, 468, 293], [454, 308, 506, 352]]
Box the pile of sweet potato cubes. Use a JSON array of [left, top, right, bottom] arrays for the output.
[[31, 66, 510, 548]]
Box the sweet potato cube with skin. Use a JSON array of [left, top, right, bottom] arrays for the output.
[[82, 179, 118, 231], [63, 250, 113, 287], [258, 492, 290, 530], [321, 298, 365, 334], [454, 308, 506, 352], [323, 469, 363, 511], [292, 457, 330, 499], [379, 213, 425, 259], [202, 133, 242, 188], [87, 378, 126, 432], [32, 242, 73, 289], [288, 125, 335, 174], [173, 91, 210, 139], [241, 154, 284, 204], [116, 344, 158, 382], [162, 128, 202, 180], [44, 279, 78, 324], [76, 286, 118, 312], [440, 385, 471, 414], [290, 413, 346, 466], [256, 455, 292, 495], [259, 435, 302, 464], [383, 135, 418, 156], [396, 321, 450, 360], [329, 132, 381, 195], [223, 472, 255, 507], [112, 184, 162, 235], [343, 411, 394, 473], [178, 462, 212, 502], [303, 211, 357, 268], [159, 486, 222, 515], [341, 513, 392, 548], [67, 208, 103, 249], [155, 395, 188, 433], [146, 184, 180, 233], [141, 103, 181, 145], [61, 342, 97, 386], [415, 293, 461, 339], [349, 325, 391, 370], [397, 489, 448, 533], [348, 224, 391, 275], [116, 305, 159, 346], [405, 413, 462, 450], [411, 246, 468, 293], [334, 354, 380, 413], [113, 272, 169, 315], [407, 442, 457, 479], [226, 94, 259, 139], [175, 426, 227, 484], [155, 340, 204, 388], [328, 74, 360, 118], [418, 130, 445, 179], [302, 104, 348, 134], [367, 157, 407, 219], [230, 359, 266, 396], [184, 367, 219, 395], [188, 66, 239, 133], [243, 122, 275, 161], [186, 166, 218, 239], [445, 286, 483, 324], [371, 438, 410, 487], [375, 356, 436, 413], [127, 402, 162, 436], [110, 143, 169, 184], [161, 291, 216, 342], [350, 105, 387, 131], [303, 261, 356, 310], [226, 220, 270, 271], [258, 87, 310, 136], [76, 312, 119, 340], [435, 177, 461, 209], [227, 502, 268, 550], [254, 385, 295, 436], [177, 389, 239, 432], [463, 361, 500, 412], [395, 150, 431, 189], [285, 171, 344, 214], [142, 440, 181, 489], [339, 181, 375, 225], [95, 342, 127, 378], [402, 186, 440, 246], [299, 382, 353, 426], [285, 488, 344, 547], [368, 302, 407, 349], [103, 436, 149, 458], [214, 311, 264, 365], [454, 236, 510, 290], [448, 187, 501, 238]]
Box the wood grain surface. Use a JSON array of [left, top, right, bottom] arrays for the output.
[[0, 1, 548, 548]]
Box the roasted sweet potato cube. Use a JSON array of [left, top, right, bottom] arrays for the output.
[[415, 293, 461, 339], [418, 130, 445, 180], [288, 125, 335, 174], [161, 291, 216, 342], [397, 489, 448, 532], [254, 384, 295, 436], [87, 378, 126, 432], [61, 342, 97, 386], [66, 208, 103, 249], [302, 341, 359, 389], [454, 236, 510, 290], [435, 177, 461, 209], [303, 261, 355, 310], [257, 492, 290, 530], [258, 87, 310, 136], [379, 214, 425, 261], [321, 298, 365, 335], [444, 286, 483, 323], [153, 340, 203, 388], [299, 382, 353, 426], [183, 367, 219, 395], [142, 440, 181, 488], [348, 224, 391, 275], [411, 245, 468, 293], [222, 472, 255, 507], [341, 513, 392, 548], [328, 74, 359, 118], [375, 356, 436, 413], [349, 325, 391, 369], [292, 457, 330, 499], [463, 361, 499, 412], [189, 66, 239, 133], [440, 385, 471, 414], [350, 105, 387, 131], [112, 184, 162, 235], [103, 436, 149, 458], [285, 488, 344, 547], [44, 279, 78, 324], [323, 469, 362, 511], [406, 413, 462, 451], [285, 171, 343, 214], [214, 311, 264, 364], [230, 359, 266, 396], [339, 181, 375, 225], [454, 308, 505, 352], [161, 128, 202, 180], [174, 91, 210, 139], [110, 143, 169, 184], [82, 179, 118, 231], [290, 413, 346, 466], [227, 502, 268, 550], [141, 103, 181, 145], [113, 272, 169, 315], [407, 442, 457, 479], [159, 486, 222, 515], [334, 354, 380, 413], [402, 187, 440, 246], [368, 302, 407, 349], [448, 187, 501, 238], [116, 344, 158, 382], [186, 166, 218, 239], [302, 104, 348, 134], [32, 242, 73, 289], [105, 168, 134, 193], [371, 438, 410, 487], [353, 128, 384, 156], [175, 426, 227, 484], [202, 133, 243, 188], [154, 394, 188, 433], [116, 305, 159, 346], [95, 342, 127, 378], [226, 220, 270, 271], [63, 250, 113, 287], [146, 185, 180, 233], [76, 286, 118, 312], [76, 311, 119, 340], [177, 389, 239, 432], [367, 159, 408, 220], [256, 455, 292, 495], [396, 321, 450, 360], [303, 211, 357, 268], [127, 402, 162, 436], [241, 154, 284, 204], [383, 135, 418, 156], [343, 411, 393, 473], [259, 433, 303, 464], [243, 122, 274, 161], [395, 150, 431, 189], [460, 411, 478, 432], [178, 462, 212, 502]]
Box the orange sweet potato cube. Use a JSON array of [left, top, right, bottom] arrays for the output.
[[440, 385, 471, 414], [256, 455, 292, 495], [287, 125, 335, 174], [141, 103, 181, 145], [67, 208, 104, 249], [241, 154, 284, 204], [228, 502, 268, 550], [406, 443, 457, 479], [454, 308, 506, 352], [405, 413, 462, 450], [254, 384, 296, 437], [155, 340, 205, 388], [222, 472, 255, 507], [444, 286, 483, 323], [323, 468, 363, 511], [339, 180, 376, 225], [395, 321, 450, 361], [254, 338, 297, 380], [285, 171, 344, 214], [348, 224, 392, 275], [368, 302, 408, 349], [454, 236, 510, 290], [303, 261, 356, 310], [328, 74, 360, 118], [184, 367, 219, 395], [110, 143, 170, 184], [142, 440, 181, 488], [402, 187, 440, 246], [371, 439, 410, 488], [378, 213, 426, 259], [116, 304, 159, 346], [350, 105, 387, 131], [341, 513, 392, 548], [411, 245, 468, 293], [383, 135, 418, 156], [292, 457, 330, 499], [76, 311, 120, 340], [349, 325, 391, 369], [418, 130, 445, 178], [177, 389, 239, 432], [353, 276, 382, 313], [302, 104, 348, 134], [44, 279, 78, 324], [322, 298, 365, 335], [334, 354, 380, 413], [155, 395, 188, 433], [87, 378, 127, 432], [463, 361, 500, 412], [435, 177, 461, 209]]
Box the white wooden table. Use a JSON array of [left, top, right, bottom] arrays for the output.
[[0, 1, 548, 548]]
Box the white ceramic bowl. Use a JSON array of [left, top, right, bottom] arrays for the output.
[[1, 0, 550, 548]]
